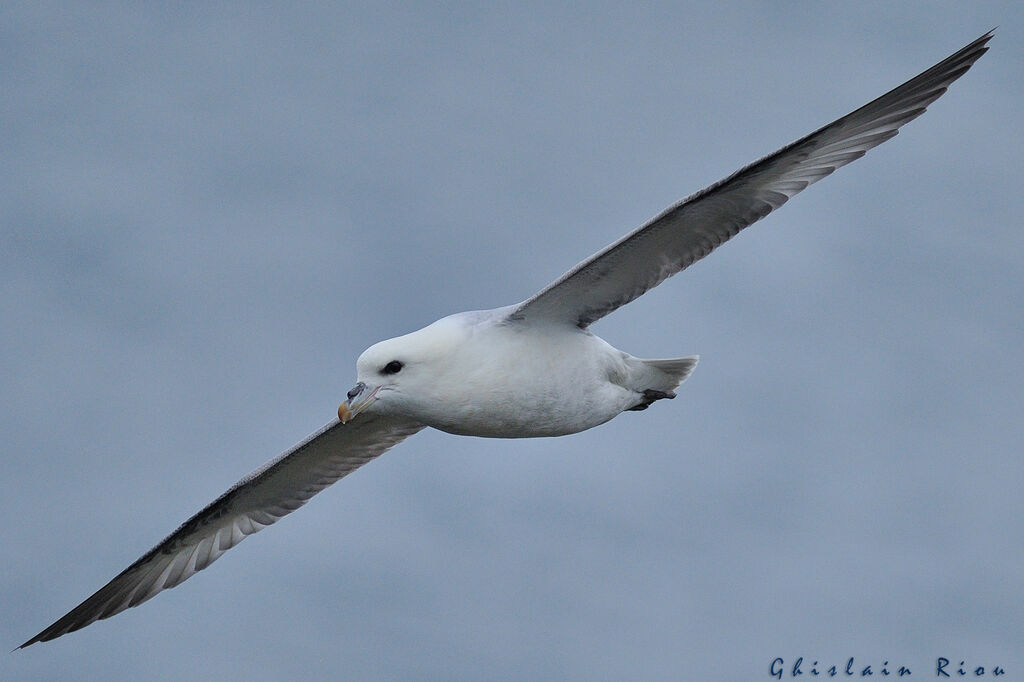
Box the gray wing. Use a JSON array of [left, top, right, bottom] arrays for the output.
[[511, 31, 992, 328], [20, 414, 424, 647]]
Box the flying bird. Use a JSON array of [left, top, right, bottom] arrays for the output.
[[20, 31, 992, 648]]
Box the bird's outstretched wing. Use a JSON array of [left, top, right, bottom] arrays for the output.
[[511, 31, 992, 328], [20, 414, 424, 648]]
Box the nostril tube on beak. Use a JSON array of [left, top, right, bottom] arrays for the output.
[[339, 382, 378, 424]]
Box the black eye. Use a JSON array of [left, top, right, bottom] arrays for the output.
[[381, 360, 403, 375]]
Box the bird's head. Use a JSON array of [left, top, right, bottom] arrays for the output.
[[338, 315, 469, 424]]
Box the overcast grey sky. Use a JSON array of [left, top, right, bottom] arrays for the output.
[[3, 3, 1022, 680]]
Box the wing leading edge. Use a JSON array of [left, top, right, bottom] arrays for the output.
[[512, 32, 992, 328], [20, 414, 424, 647]]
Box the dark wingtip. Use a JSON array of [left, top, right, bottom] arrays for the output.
[[17, 618, 72, 650], [15, 630, 46, 651], [14, 638, 35, 652]]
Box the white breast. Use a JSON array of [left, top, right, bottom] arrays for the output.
[[414, 321, 637, 438]]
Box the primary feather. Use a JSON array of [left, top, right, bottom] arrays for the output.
[[20, 415, 422, 647], [513, 31, 992, 327]]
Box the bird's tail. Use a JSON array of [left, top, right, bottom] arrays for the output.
[[639, 355, 699, 392]]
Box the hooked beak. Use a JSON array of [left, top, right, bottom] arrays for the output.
[[338, 382, 380, 424]]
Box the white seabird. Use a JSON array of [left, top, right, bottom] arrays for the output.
[[20, 31, 992, 648]]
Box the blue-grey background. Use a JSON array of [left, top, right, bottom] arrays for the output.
[[3, 3, 1021, 680]]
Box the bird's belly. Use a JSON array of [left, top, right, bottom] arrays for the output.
[[404, 324, 639, 438], [423, 385, 629, 439]]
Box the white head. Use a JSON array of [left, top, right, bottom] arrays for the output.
[[338, 315, 470, 424]]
